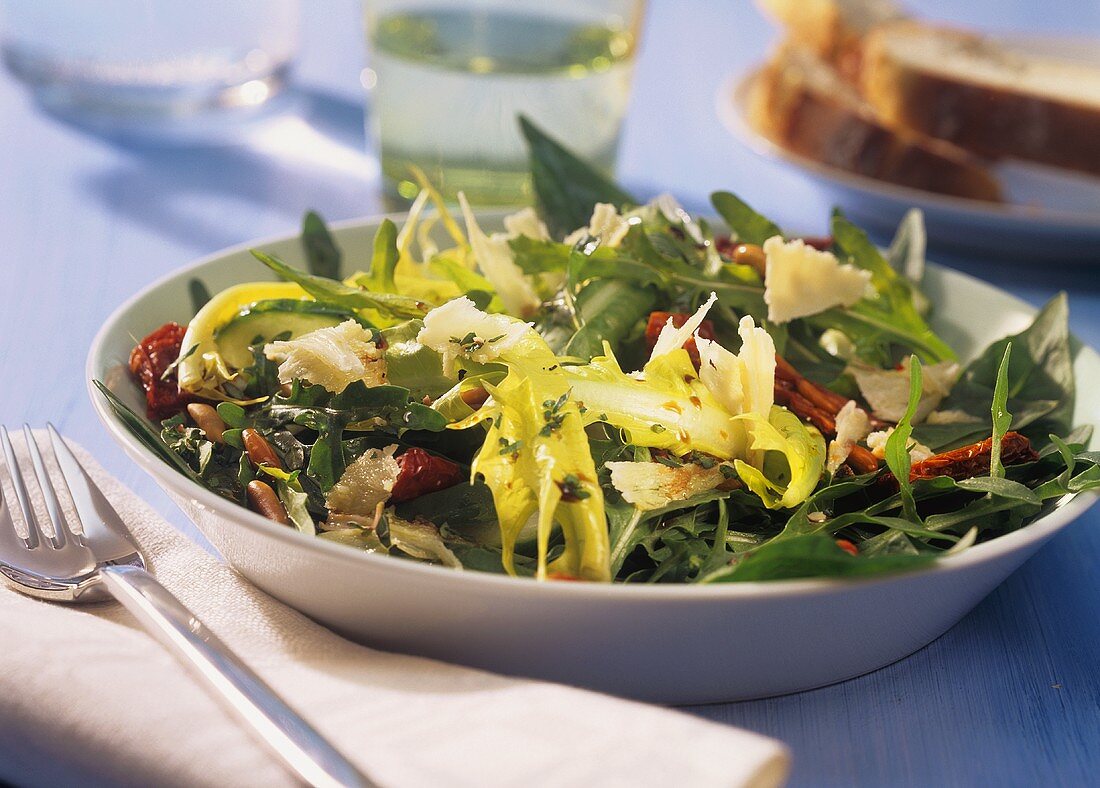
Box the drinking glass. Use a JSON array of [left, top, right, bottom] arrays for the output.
[[364, 0, 646, 205], [0, 1, 299, 117]]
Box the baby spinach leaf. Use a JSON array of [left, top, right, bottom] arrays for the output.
[[252, 250, 430, 320], [915, 294, 1074, 451], [301, 210, 341, 279], [519, 115, 636, 239]]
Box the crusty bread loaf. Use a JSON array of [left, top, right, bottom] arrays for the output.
[[755, 0, 904, 80], [862, 22, 1100, 175], [748, 46, 1003, 202]]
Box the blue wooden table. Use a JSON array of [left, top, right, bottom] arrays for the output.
[[2, 1, 1098, 785]]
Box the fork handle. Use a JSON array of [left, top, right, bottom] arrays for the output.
[[99, 564, 373, 788]]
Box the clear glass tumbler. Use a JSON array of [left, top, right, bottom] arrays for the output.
[[0, 1, 299, 117], [364, 0, 646, 205]]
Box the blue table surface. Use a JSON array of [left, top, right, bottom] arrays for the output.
[[2, 1, 1099, 786]]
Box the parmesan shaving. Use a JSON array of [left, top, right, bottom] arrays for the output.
[[763, 236, 872, 323]]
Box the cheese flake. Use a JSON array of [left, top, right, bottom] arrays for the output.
[[866, 428, 934, 462], [850, 358, 960, 423], [650, 292, 717, 361], [827, 400, 872, 473], [695, 315, 775, 419], [326, 446, 400, 516], [607, 461, 725, 511], [264, 320, 385, 394], [417, 296, 529, 377], [763, 236, 872, 323]]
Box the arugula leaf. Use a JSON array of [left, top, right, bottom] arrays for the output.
[[710, 192, 781, 245], [614, 225, 768, 315], [269, 382, 448, 434], [915, 294, 1074, 451], [188, 278, 211, 315], [818, 212, 955, 365], [93, 381, 203, 484], [301, 210, 342, 279], [251, 249, 430, 321], [990, 344, 1012, 478], [361, 218, 399, 293], [885, 356, 923, 522], [563, 278, 658, 360], [703, 534, 934, 582], [607, 489, 731, 576], [519, 115, 636, 239], [262, 382, 448, 494]]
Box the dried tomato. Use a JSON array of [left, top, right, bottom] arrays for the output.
[[799, 235, 834, 251], [128, 322, 192, 420], [389, 448, 465, 504], [644, 312, 718, 368], [835, 539, 859, 556], [877, 432, 1038, 492]]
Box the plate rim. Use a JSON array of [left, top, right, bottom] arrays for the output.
[[86, 212, 1100, 600], [716, 69, 1100, 231]]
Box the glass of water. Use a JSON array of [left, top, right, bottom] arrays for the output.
[[364, 0, 646, 205], [0, 1, 299, 118]]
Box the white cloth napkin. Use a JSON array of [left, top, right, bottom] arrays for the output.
[[0, 435, 789, 788]]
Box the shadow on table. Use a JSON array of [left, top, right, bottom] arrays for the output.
[[66, 86, 381, 252]]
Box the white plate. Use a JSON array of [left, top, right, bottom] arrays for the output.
[[718, 71, 1100, 261], [88, 213, 1100, 703]]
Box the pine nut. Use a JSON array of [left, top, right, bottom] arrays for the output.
[[459, 386, 490, 409], [730, 243, 767, 277], [246, 480, 290, 525], [186, 403, 225, 443], [242, 428, 281, 469]]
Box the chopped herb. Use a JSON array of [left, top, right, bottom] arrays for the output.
[[539, 390, 571, 437], [451, 332, 506, 353], [558, 473, 591, 501]]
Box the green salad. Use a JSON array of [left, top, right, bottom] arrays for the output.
[[100, 118, 1100, 584]]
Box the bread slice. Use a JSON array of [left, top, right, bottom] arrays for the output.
[[755, 0, 904, 79], [862, 22, 1100, 176], [748, 46, 1003, 202]]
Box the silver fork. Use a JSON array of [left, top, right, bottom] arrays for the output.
[[0, 424, 374, 788]]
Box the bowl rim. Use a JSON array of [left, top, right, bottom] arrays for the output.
[[717, 69, 1100, 231], [87, 213, 1099, 601]]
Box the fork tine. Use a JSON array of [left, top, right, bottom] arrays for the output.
[[22, 425, 70, 549], [0, 425, 41, 549]]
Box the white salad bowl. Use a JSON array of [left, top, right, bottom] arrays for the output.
[[88, 212, 1100, 704]]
